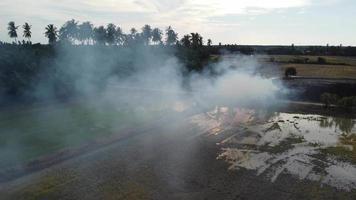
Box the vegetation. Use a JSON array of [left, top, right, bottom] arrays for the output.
[[7, 21, 19, 43], [321, 92, 356, 108], [0, 19, 219, 102], [285, 67, 297, 77], [22, 23, 32, 43], [320, 133, 356, 164], [44, 24, 58, 44]]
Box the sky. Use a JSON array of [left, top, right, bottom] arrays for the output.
[[0, 0, 355, 45]]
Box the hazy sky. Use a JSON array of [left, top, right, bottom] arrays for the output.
[[0, 0, 355, 45]]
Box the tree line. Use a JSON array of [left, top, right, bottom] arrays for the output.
[[4, 19, 212, 48]]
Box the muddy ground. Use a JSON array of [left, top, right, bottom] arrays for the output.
[[1, 104, 356, 200]]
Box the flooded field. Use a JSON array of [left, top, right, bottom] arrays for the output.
[[2, 102, 356, 200], [190, 107, 356, 191]]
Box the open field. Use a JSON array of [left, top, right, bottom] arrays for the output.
[[1, 104, 356, 200], [261, 55, 356, 66], [256, 55, 356, 79], [0, 97, 170, 169]]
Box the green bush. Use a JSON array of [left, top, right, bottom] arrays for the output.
[[285, 67, 297, 77], [337, 96, 356, 108], [321, 93, 339, 107], [317, 57, 327, 64]]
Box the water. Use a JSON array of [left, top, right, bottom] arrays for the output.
[[190, 106, 356, 191]]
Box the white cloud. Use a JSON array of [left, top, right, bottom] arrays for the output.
[[1, 0, 351, 45]]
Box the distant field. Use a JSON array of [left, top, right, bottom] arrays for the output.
[[256, 55, 356, 78], [278, 63, 356, 78], [260, 55, 356, 66]]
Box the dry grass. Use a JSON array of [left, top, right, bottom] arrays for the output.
[[280, 64, 356, 78], [254, 55, 356, 78]]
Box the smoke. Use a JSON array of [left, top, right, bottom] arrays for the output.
[[0, 44, 284, 181], [64, 48, 281, 113]]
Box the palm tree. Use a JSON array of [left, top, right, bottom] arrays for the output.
[[165, 26, 178, 46], [130, 28, 137, 35], [207, 39, 212, 46], [152, 28, 162, 45], [190, 33, 203, 48], [181, 34, 191, 47], [59, 19, 79, 44], [23, 23, 32, 42], [106, 23, 117, 45], [125, 28, 139, 46], [45, 24, 58, 45], [8, 21, 19, 43], [141, 25, 152, 45], [78, 21, 93, 45], [93, 26, 106, 45], [115, 26, 124, 45]]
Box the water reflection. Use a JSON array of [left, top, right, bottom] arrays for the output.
[[190, 106, 356, 191], [319, 117, 355, 134]]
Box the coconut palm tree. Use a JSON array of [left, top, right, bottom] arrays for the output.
[[207, 39, 212, 46], [125, 28, 139, 46], [45, 24, 58, 45], [141, 24, 152, 45], [59, 19, 79, 44], [106, 23, 117, 45], [8, 21, 19, 43], [181, 34, 191, 47], [93, 26, 106, 45], [152, 28, 162, 45], [115, 26, 124, 45], [190, 33, 203, 48], [165, 26, 178, 45], [22, 22, 32, 42], [78, 21, 93, 45], [130, 28, 137, 35]]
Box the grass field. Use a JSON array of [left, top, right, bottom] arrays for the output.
[[261, 55, 356, 66], [257, 55, 356, 78], [0, 99, 167, 169]]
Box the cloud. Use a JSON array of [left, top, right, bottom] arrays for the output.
[[0, 0, 350, 45]]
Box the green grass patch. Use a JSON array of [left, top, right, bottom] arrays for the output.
[[0, 101, 166, 168]]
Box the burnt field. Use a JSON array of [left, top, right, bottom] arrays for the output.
[[1, 50, 356, 199], [1, 102, 356, 200]]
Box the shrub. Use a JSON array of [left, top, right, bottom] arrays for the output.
[[337, 97, 356, 108], [321, 93, 339, 108], [285, 67, 297, 77], [317, 57, 327, 64]]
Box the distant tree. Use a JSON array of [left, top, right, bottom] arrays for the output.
[[152, 28, 162, 45], [207, 39, 212, 46], [130, 28, 137, 35], [78, 21, 93, 45], [180, 34, 191, 47], [317, 57, 327, 64], [124, 27, 144, 46], [165, 26, 178, 45], [190, 33, 203, 48], [7, 21, 19, 43], [93, 26, 107, 45], [285, 67, 297, 77], [115, 26, 124, 45], [321, 93, 339, 108], [22, 22, 32, 42], [59, 19, 79, 44], [44, 24, 58, 45], [141, 25, 152, 45], [106, 23, 117, 45]]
